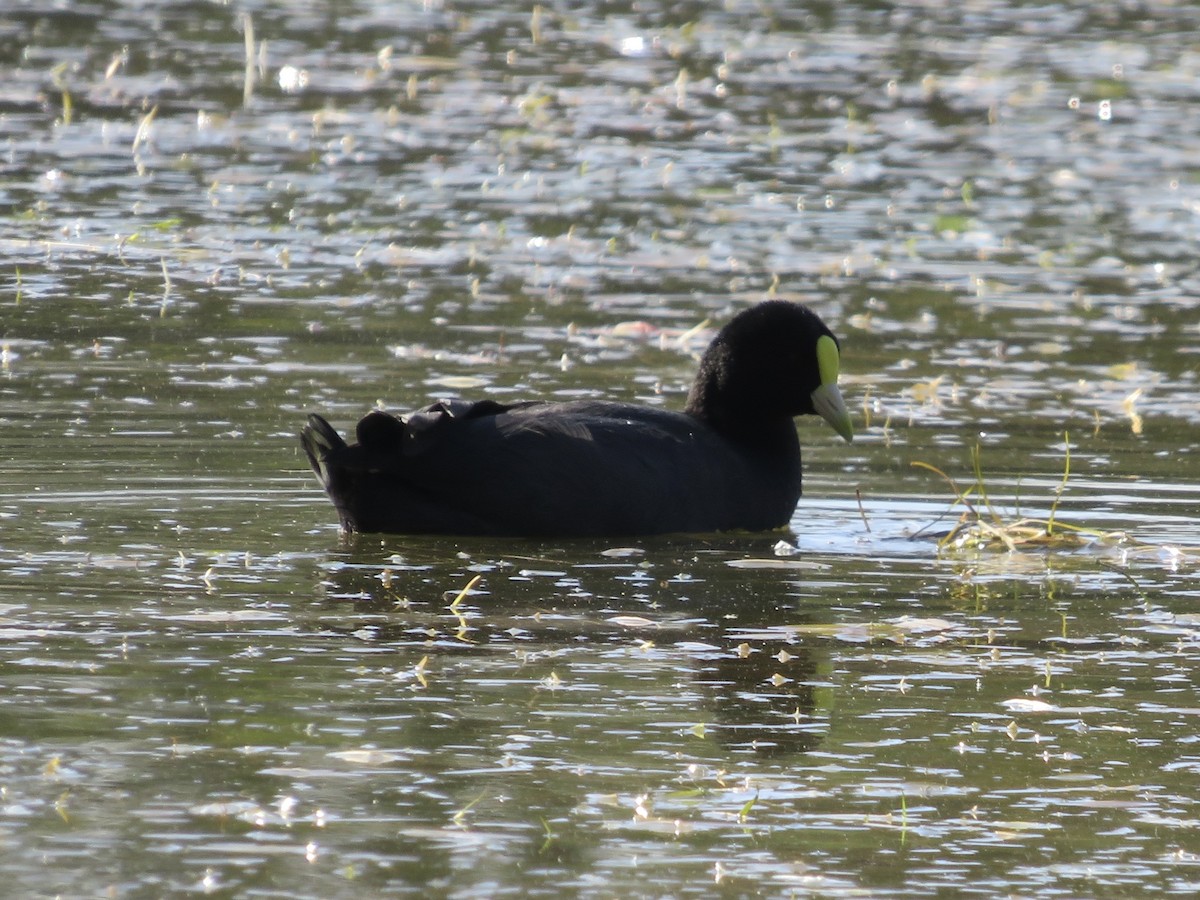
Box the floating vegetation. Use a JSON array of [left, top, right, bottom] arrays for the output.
[[912, 434, 1132, 553]]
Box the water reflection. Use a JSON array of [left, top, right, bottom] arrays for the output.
[[320, 552, 833, 757]]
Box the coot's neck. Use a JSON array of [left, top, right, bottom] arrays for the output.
[[685, 371, 799, 453]]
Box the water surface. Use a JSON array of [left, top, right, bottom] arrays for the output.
[[2, 2, 1199, 896]]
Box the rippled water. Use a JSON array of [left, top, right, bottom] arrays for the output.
[[3, 1, 1200, 896]]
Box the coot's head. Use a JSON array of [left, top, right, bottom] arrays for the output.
[[685, 301, 854, 443]]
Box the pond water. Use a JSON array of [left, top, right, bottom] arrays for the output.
[[3, 1, 1200, 896]]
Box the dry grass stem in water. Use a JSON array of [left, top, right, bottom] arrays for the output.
[[911, 434, 1129, 552]]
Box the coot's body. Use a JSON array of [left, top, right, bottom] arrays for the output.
[[301, 301, 852, 537]]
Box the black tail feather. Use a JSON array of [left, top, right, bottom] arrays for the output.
[[300, 413, 345, 490]]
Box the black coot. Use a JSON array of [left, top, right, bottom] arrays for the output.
[[301, 301, 853, 536]]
